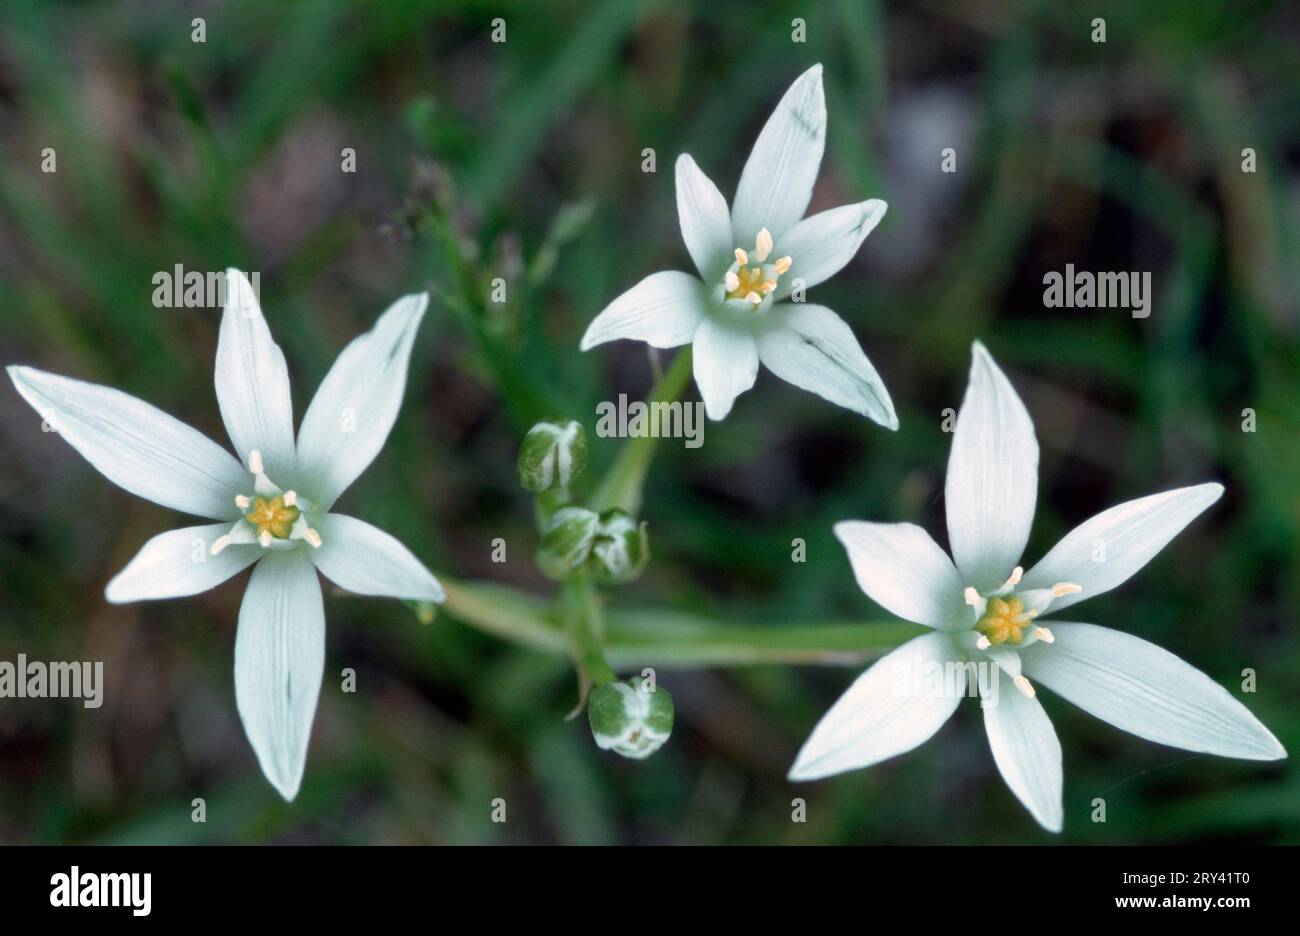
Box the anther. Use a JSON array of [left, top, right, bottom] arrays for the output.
[[248, 450, 263, 474], [734, 248, 748, 266], [724, 271, 740, 292], [210, 535, 232, 556], [283, 491, 297, 508], [1000, 566, 1023, 590], [258, 530, 272, 548], [1052, 582, 1082, 597], [304, 528, 322, 549], [754, 228, 773, 262], [964, 587, 981, 607], [234, 494, 251, 509], [1033, 627, 1055, 644], [773, 256, 792, 275], [1013, 675, 1036, 698], [744, 291, 761, 304], [975, 635, 991, 650]]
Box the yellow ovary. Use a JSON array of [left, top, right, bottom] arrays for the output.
[[244, 495, 300, 541], [975, 596, 1038, 646]]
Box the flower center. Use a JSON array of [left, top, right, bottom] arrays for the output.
[[723, 227, 792, 307], [959, 567, 1082, 696], [244, 495, 300, 541], [975, 595, 1037, 646], [211, 449, 323, 554]]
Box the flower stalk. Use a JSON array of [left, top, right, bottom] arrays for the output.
[[439, 576, 921, 669], [588, 346, 694, 515], [559, 570, 616, 687]]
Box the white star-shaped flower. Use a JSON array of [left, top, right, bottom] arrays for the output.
[[789, 341, 1285, 831], [581, 64, 896, 426], [8, 270, 444, 800]]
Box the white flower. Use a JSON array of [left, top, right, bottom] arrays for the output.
[[580, 64, 896, 426], [8, 270, 444, 801], [789, 341, 1285, 831]]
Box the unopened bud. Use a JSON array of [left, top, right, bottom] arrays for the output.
[[589, 509, 649, 585], [536, 506, 599, 580], [587, 677, 674, 759], [518, 419, 588, 493]]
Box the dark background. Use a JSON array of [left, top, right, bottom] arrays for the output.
[[0, 0, 1296, 843]]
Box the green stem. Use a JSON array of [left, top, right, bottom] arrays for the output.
[[440, 579, 569, 655], [440, 577, 922, 669], [559, 571, 616, 684], [588, 347, 694, 514]]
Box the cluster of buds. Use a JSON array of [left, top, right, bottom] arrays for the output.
[[519, 419, 668, 759], [519, 420, 649, 586], [536, 507, 649, 584]]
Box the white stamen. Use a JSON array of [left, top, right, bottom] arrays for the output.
[[734, 247, 748, 266], [248, 450, 264, 474], [258, 529, 272, 548], [754, 227, 773, 262], [304, 527, 322, 549], [724, 271, 740, 292], [210, 535, 232, 556], [1013, 675, 1036, 698], [964, 587, 981, 607], [975, 635, 991, 650], [743, 291, 761, 304], [773, 256, 792, 275], [283, 491, 297, 508], [1052, 582, 1082, 597], [234, 494, 251, 509], [1000, 566, 1023, 590], [1033, 627, 1055, 644]]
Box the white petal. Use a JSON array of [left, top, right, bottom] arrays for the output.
[[1021, 484, 1223, 614], [833, 521, 967, 628], [579, 271, 707, 352], [984, 645, 1022, 680], [774, 200, 887, 299], [311, 513, 445, 602], [945, 341, 1038, 591], [692, 314, 758, 420], [234, 553, 324, 801], [7, 365, 246, 520], [757, 303, 897, 428], [789, 632, 962, 780], [675, 154, 733, 281], [296, 292, 427, 509], [981, 676, 1063, 832], [214, 269, 296, 480], [1022, 622, 1285, 760], [105, 524, 260, 603], [731, 64, 827, 242]]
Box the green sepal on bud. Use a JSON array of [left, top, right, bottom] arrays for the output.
[[589, 509, 649, 585], [536, 506, 599, 580], [587, 677, 674, 760], [518, 419, 588, 493]]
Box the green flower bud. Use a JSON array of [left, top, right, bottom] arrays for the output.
[[589, 509, 649, 585], [536, 506, 599, 580], [587, 677, 674, 759], [518, 420, 588, 493]]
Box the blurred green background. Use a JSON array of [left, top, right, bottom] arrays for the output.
[[0, 0, 1297, 844]]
